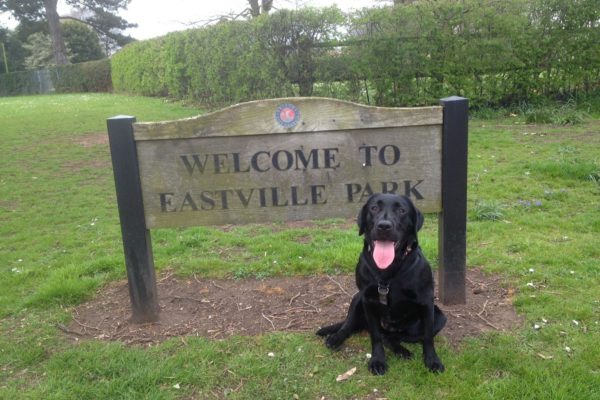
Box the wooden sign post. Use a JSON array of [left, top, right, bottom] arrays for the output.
[[107, 97, 468, 323]]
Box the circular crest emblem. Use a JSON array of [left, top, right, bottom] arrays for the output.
[[275, 103, 300, 128]]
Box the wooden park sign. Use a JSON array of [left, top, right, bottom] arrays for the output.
[[107, 97, 468, 322]]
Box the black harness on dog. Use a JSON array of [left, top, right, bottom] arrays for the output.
[[375, 244, 413, 306]]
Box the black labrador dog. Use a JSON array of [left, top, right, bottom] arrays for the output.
[[317, 193, 446, 374]]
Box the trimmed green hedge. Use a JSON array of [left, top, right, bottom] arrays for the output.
[[111, 0, 599, 107], [112, 20, 293, 104], [344, 0, 600, 107], [0, 59, 111, 96], [52, 59, 112, 93], [112, 7, 342, 105]]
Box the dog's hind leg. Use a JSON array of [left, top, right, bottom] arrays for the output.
[[433, 305, 447, 336], [318, 293, 364, 350]]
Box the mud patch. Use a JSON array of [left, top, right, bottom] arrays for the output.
[[63, 268, 522, 347]]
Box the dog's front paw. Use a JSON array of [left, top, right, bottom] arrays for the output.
[[324, 333, 346, 350], [424, 355, 445, 373], [368, 358, 388, 375]]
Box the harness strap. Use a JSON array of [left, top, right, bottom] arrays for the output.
[[374, 244, 414, 306], [377, 282, 389, 305]]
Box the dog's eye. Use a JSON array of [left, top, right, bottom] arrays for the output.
[[370, 205, 379, 213], [398, 207, 407, 215]]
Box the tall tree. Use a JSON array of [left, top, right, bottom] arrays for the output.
[[62, 20, 104, 62], [0, 0, 135, 64], [46, 0, 69, 64]]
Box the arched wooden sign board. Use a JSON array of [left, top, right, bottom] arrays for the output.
[[107, 97, 468, 323]]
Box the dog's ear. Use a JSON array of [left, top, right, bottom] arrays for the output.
[[413, 205, 424, 235], [357, 201, 369, 236]]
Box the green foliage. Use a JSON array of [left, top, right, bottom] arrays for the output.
[[345, 0, 599, 107], [255, 7, 345, 96], [50, 58, 112, 92], [523, 102, 590, 125], [111, 0, 599, 108], [0, 27, 27, 73], [62, 21, 105, 63], [112, 7, 345, 104], [1, 0, 135, 56], [112, 20, 290, 104], [23, 31, 54, 69], [111, 38, 168, 96]]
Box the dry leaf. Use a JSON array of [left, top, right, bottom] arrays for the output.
[[336, 367, 357, 382]]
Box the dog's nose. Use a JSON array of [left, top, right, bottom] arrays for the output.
[[377, 220, 393, 231]]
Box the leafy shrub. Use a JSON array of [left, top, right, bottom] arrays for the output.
[[110, 0, 600, 107], [0, 69, 34, 95], [51, 59, 112, 93], [112, 20, 289, 104]]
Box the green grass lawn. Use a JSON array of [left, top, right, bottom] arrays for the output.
[[1, 93, 599, 399]]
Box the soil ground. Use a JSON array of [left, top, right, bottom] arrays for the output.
[[63, 268, 522, 347]]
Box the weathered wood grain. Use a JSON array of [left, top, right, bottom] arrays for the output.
[[137, 126, 442, 229], [133, 97, 443, 140]]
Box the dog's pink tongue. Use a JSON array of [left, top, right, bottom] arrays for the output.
[[373, 241, 395, 269]]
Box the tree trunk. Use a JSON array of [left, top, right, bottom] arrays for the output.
[[44, 0, 70, 65], [248, 0, 272, 17], [262, 0, 273, 14], [248, 0, 260, 18]]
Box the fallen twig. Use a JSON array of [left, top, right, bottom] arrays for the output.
[[73, 318, 102, 331], [289, 292, 301, 305], [261, 313, 276, 330], [158, 271, 173, 282], [326, 275, 353, 298], [284, 319, 301, 329], [476, 313, 501, 330], [477, 299, 489, 316], [211, 280, 226, 290], [302, 300, 320, 312]]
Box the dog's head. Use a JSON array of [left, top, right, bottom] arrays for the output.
[[357, 193, 424, 270]]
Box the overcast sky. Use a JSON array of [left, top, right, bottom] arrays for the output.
[[1, 0, 380, 40]]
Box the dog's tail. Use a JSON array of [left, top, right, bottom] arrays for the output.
[[316, 322, 344, 336]]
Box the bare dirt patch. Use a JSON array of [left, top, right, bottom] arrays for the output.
[[63, 268, 522, 347], [75, 133, 109, 148]]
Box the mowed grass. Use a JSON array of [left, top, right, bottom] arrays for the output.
[[1, 93, 600, 399]]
